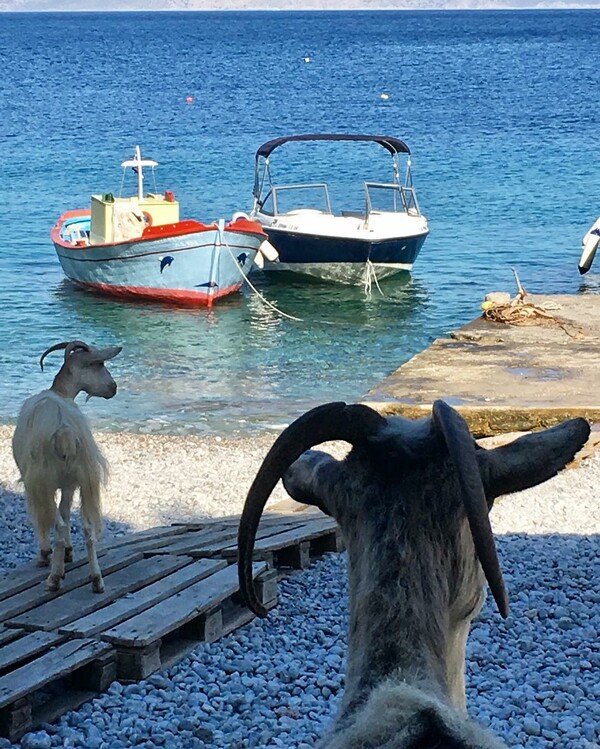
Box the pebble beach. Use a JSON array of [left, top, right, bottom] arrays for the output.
[[0, 425, 598, 748]]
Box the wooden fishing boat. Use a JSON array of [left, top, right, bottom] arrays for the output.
[[52, 147, 270, 307]]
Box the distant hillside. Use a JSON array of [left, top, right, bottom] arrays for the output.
[[2, 0, 599, 11]]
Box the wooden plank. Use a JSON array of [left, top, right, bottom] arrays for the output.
[[148, 517, 306, 557], [190, 518, 315, 558], [0, 697, 30, 742], [0, 528, 193, 603], [59, 558, 227, 638], [170, 514, 302, 529], [312, 530, 345, 555], [0, 638, 113, 709], [0, 551, 110, 604], [0, 564, 52, 604], [0, 629, 22, 648], [0, 516, 300, 603], [0, 528, 171, 601], [0, 632, 63, 674], [0, 546, 145, 625], [275, 541, 311, 570], [144, 526, 238, 556], [0, 646, 117, 741], [8, 555, 189, 632], [220, 517, 338, 558], [101, 532, 202, 557], [103, 561, 267, 647], [97, 524, 190, 552]]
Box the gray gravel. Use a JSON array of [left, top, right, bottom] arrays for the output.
[[0, 428, 598, 748]]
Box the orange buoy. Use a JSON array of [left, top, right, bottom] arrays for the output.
[[186, 96, 194, 104]]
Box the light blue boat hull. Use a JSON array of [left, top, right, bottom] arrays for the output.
[[52, 214, 265, 306]]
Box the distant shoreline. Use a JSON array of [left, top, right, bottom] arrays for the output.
[[2, 5, 600, 13]]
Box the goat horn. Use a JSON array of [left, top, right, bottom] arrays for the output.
[[39, 340, 90, 371], [238, 401, 386, 618], [431, 400, 509, 618]]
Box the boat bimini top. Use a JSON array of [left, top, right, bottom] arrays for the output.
[[252, 133, 421, 218], [255, 133, 411, 161]]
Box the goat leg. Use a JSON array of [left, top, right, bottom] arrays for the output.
[[47, 508, 68, 591], [36, 531, 52, 567], [59, 489, 74, 563], [26, 492, 53, 567], [82, 519, 104, 594]]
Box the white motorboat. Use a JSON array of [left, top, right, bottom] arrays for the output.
[[250, 133, 429, 286]]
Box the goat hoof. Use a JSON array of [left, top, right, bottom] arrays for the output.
[[91, 577, 104, 594], [37, 549, 52, 567], [46, 575, 61, 592], [64, 547, 73, 563]]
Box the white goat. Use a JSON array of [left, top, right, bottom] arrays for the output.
[[238, 400, 590, 748], [12, 340, 121, 593]]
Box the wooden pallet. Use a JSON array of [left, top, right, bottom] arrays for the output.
[[102, 561, 275, 680], [0, 509, 340, 737], [143, 515, 343, 569], [0, 635, 115, 741], [219, 516, 343, 568]]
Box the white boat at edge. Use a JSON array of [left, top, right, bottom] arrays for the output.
[[580, 217, 600, 275]]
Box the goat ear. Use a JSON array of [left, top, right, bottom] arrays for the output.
[[95, 346, 122, 362], [477, 418, 590, 502], [282, 450, 340, 518]]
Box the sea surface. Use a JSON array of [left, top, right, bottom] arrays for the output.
[[1, 9, 599, 435]]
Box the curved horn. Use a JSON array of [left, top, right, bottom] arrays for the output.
[[238, 401, 386, 618], [39, 340, 90, 371], [431, 400, 509, 618]]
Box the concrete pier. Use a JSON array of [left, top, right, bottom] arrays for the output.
[[363, 294, 600, 436]]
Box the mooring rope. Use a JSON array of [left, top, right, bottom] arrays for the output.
[[219, 225, 304, 322], [363, 259, 385, 299]]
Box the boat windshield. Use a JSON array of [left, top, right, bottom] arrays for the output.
[[365, 182, 420, 215], [260, 183, 332, 216]]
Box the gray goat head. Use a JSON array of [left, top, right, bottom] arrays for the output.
[[238, 400, 589, 748]]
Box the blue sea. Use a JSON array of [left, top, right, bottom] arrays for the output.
[[1, 9, 599, 435]]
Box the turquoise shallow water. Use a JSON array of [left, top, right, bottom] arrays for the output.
[[1, 9, 599, 435]]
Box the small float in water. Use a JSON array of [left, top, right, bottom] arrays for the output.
[[51, 146, 273, 307], [579, 217, 600, 275]]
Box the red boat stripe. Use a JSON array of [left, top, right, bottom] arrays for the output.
[[76, 280, 243, 307]]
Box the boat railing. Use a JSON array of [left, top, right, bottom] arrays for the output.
[[364, 182, 421, 218], [263, 183, 333, 216]]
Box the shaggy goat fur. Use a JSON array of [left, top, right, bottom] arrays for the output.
[[12, 341, 121, 593], [238, 402, 590, 748]]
